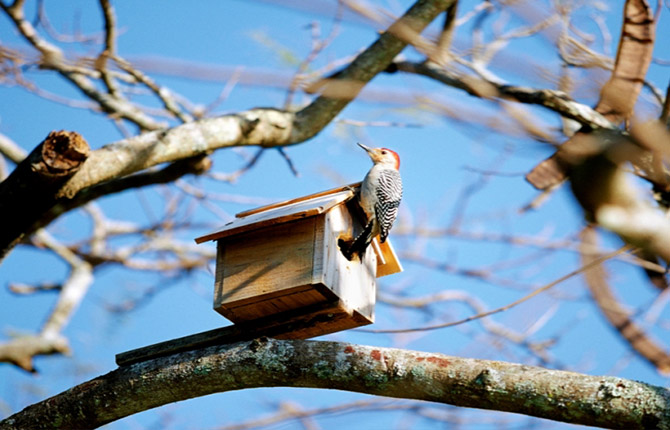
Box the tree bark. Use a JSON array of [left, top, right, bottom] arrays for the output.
[[2, 339, 669, 429], [0, 130, 89, 259]]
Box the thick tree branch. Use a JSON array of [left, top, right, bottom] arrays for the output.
[[0, 131, 89, 259], [57, 110, 291, 199], [2, 339, 669, 429], [0, 110, 288, 258], [29, 154, 212, 235]]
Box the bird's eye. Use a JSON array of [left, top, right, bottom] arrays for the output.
[[381, 150, 387, 155]]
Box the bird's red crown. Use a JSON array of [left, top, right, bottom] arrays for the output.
[[381, 148, 400, 170]]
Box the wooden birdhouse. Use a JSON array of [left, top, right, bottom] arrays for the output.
[[194, 183, 402, 339]]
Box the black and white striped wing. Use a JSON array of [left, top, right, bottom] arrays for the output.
[[375, 169, 402, 243]]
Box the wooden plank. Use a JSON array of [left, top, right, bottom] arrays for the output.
[[235, 182, 361, 218], [376, 238, 403, 277], [217, 286, 330, 322], [194, 191, 354, 244], [195, 210, 316, 244], [214, 218, 317, 309], [214, 240, 226, 302], [273, 306, 372, 339], [115, 299, 372, 367]]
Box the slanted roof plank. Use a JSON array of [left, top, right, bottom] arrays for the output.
[[236, 182, 360, 218], [194, 187, 356, 243]]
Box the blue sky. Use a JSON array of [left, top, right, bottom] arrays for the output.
[[1, 1, 670, 428]]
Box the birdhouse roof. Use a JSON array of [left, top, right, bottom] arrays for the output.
[[195, 182, 402, 277], [194, 183, 360, 244]]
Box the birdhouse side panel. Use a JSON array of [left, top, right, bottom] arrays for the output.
[[214, 217, 324, 320], [317, 205, 376, 322]]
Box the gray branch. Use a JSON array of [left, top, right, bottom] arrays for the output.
[[389, 61, 616, 130], [0, 1, 164, 131], [291, 0, 456, 142], [2, 339, 668, 429]]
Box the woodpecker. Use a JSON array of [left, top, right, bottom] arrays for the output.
[[342, 143, 402, 260]]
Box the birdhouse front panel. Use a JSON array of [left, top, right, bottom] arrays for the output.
[[214, 216, 334, 322]]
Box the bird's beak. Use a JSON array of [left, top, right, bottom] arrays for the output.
[[357, 143, 373, 153]]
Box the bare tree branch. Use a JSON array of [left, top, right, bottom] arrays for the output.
[[291, 0, 456, 142], [431, 0, 458, 66], [526, 0, 656, 190], [580, 226, 670, 374], [0, 133, 27, 164], [0, 1, 164, 131], [2, 339, 669, 429], [362, 244, 628, 334], [0, 335, 69, 374], [96, 0, 119, 97], [0, 0, 454, 261], [0, 131, 89, 259], [388, 61, 615, 129], [0, 228, 93, 372], [112, 55, 194, 123]]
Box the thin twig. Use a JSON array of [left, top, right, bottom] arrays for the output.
[[361, 245, 630, 333], [284, 2, 343, 108], [97, 0, 119, 97], [277, 147, 300, 177]]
